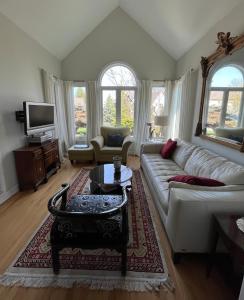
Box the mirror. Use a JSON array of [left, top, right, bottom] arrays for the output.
[[195, 32, 244, 152]]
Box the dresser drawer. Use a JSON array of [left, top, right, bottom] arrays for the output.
[[42, 140, 58, 153], [33, 149, 43, 158]]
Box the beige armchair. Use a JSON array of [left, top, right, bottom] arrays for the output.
[[90, 126, 134, 164]]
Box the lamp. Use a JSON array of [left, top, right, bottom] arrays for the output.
[[154, 116, 168, 138]]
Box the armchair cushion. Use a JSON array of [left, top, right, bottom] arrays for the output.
[[107, 134, 125, 147], [101, 126, 130, 146]]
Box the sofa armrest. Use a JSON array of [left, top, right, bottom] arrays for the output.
[[122, 136, 134, 149], [166, 188, 244, 253], [140, 142, 165, 155], [90, 136, 104, 151]]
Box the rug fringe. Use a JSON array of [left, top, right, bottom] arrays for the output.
[[0, 274, 175, 292]]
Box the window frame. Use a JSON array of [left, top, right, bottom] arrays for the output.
[[205, 64, 244, 129], [72, 81, 88, 144], [99, 62, 138, 129]]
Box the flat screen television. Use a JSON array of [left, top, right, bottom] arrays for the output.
[[23, 101, 55, 135]]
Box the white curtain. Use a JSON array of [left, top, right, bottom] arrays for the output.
[[134, 80, 152, 155], [168, 70, 193, 141], [87, 81, 101, 141], [164, 80, 173, 138], [42, 70, 69, 161], [54, 79, 69, 158], [64, 81, 76, 146]]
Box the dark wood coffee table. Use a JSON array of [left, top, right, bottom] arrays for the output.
[[207, 214, 244, 281], [89, 164, 133, 194]]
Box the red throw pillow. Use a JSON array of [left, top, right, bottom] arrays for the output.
[[160, 139, 177, 159], [167, 175, 225, 186]]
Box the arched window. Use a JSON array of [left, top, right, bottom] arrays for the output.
[[99, 63, 137, 133], [206, 65, 244, 135]]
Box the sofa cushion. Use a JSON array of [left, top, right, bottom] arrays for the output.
[[184, 148, 226, 178], [101, 127, 130, 146], [100, 147, 122, 155], [141, 153, 187, 214], [168, 175, 225, 186], [107, 134, 124, 147], [185, 147, 244, 185], [160, 139, 177, 159], [210, 161, 244, 185], [172, 140, 198, 168]]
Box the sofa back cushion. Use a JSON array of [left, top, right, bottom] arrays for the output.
[[185, 148, 244, 185], [210, 161, 244, 185], [101, 127, 130, 146], [184, 148, 226, 178], [172, 140, 197, 168]]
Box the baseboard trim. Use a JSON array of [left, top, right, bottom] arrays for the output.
[[0, 184, 19, 205]]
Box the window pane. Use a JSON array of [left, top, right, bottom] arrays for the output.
[[73, 87, 87, 144], [103, 90, 116, 127], [101, 65, 136, 87], [211, 66, 244, 88], [121, 90, 135, 134], [151, 86, 166, 137], [206, 91, 224, 134], [224, 91, 242, 128]]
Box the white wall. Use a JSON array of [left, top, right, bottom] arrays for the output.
[[176, 2, 244, 165], [0, 12, 61, 203], [62, 8, 176, 81]]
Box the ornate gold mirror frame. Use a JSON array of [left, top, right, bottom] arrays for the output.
[[195, 32, 244, 152]]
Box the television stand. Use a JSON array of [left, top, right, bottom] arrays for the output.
[[14, 139, 60, 191]]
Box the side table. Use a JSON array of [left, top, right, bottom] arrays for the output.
[[207, 214, 244, 294]]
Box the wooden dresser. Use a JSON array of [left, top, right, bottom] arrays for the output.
[[14, 139, 60, 191]]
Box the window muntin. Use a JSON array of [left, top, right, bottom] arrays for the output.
[[100, 64, 137, 133], [206, 65, 244, 134], [101, 65, 136, 87], [73, 85, 87, 144]]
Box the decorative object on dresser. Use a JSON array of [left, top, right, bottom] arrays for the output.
[[14, 139, 60, 191]]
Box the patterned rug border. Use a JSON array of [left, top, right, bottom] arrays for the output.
[[0, 168, 174, 293]]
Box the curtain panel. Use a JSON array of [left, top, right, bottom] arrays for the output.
[[167, 70, 194, 141], [87, 81, 101, 141], [134, 80, 152, 155], [64, 81, 76, 146], [42, 70, 69, 161]]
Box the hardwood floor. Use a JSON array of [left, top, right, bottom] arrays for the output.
[[0, 156, 237, 300]]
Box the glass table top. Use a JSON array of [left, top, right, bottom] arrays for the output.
[[89, 164, 133, 185]]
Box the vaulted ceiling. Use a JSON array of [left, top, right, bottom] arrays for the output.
[[0, 0, 241, 60]]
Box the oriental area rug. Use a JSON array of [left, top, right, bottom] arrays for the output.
[[0, 168, 174, 292]]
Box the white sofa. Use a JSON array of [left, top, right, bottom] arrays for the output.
[[141, 139, 244, 260]]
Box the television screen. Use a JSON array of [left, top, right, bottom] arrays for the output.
[[29, 104, 54, 128], [24, 102, 55, 135]]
